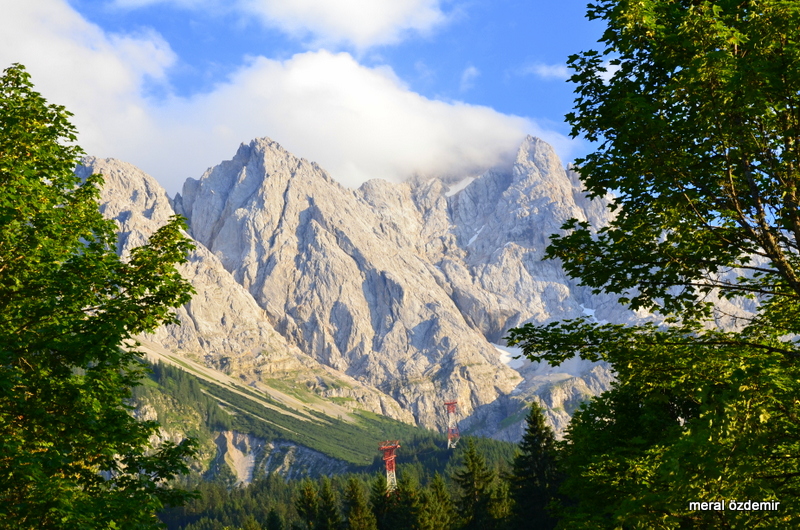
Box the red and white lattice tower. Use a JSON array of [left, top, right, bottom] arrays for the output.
[[445, 400, 460, 449], [378, 440, 401, 493]]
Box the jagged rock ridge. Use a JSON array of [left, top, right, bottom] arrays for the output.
[[171, 135, 631, 437], [80, 156, 415, 422], [175, 139, 523, 433], [84, 135, 629, 450]]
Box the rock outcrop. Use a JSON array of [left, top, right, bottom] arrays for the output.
[[84, 135, 631, 442], [175, 139, 524, 432], [213, 431, 348, 484], [80, 156, 414, 425]]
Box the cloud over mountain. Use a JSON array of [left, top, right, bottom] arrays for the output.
[[2, 0, 573, 195]]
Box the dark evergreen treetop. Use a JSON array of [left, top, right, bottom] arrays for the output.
[[452, 439, 503, 530], [509, 403, 558, 530], [295, 479, 320, 530], [315, 477, 342, 530], [343, 477, 377, 530], [419, 473, 456, 530]]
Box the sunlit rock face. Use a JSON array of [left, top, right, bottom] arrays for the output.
[[81, 156, 414, 426], [175, 138, 522, 433], [83, 135, 637, 440]]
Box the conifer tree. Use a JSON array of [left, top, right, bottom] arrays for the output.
[[452, 439, 501, 530], [508, 403, 559, 529], [419, 473, 457, 530], [343, 477, 377, 530], [491, 478, 512, 525], [266, 508, 285, 530], [369, 473, 400, 530], [295, 480, 319, 530], [241, 515, 262, 530], [393, 473, 422, 530], [316, 477, 342, 530]]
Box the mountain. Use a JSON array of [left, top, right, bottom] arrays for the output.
[[79, 157, 414, 424], [79, 135, 630, 479], [173, 138, 526, 435], [173, 135, 627, 438]]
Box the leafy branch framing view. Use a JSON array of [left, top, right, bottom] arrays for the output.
[[0, 63, 198, 528], [508, 1, 800, 527]]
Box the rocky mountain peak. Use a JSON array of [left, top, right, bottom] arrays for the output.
[[78, 157, 175, 258], [86, 135, 631, 442], [515, 135, 563, 174]]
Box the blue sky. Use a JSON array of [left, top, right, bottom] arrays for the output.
[[2, 1, 606, 195]]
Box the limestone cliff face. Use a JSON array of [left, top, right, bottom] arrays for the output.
[[79, 157, 413, 425], [176, 139, 522, 432], [351, 136, 628, 438], [440, 137, 629, 337], [213, 431, 348, 484], [83, 135, 631, 442]]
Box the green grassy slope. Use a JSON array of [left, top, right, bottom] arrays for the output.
[[133, 354, 517, 482], [133, 358, 452, 468]]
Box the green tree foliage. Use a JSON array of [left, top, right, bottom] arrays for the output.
[[369, 473, 398, 530], [240, 515, 263, 530], [161, 474, 296, 530], [134, 361, 234, 434], [266, 508, 285, 530], [159, 438, 513, 530], [365, 470, 425, 530], [419, 473, 456, 530], [316, 477, 342, 530], [295, 479, 320, 530], [508, 403, 559, 530], [528, 324, 800, 528], [0, 63, 197, 528], [556, 0, 800, 319], [161, 444, 514, 530], [394, 473, 423, 530], [506, 1, 800, 528], [343, 477, 377, 530], [452, 439, 507, 530]]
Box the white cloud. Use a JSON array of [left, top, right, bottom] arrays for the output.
[[520, 60, 621, 84], [1, 0, 175, 163], [598, 61, 621, 82], [110, 0, 449, 49], [243, 0, 448, 49], [1, 0, 577, 196], [145, 51, 537, 191], [459, 65, 479, 92], [520, 63, 570, 81]]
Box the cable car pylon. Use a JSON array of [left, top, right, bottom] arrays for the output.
[[444, 400, 460, 449], [378, 440, 401, 493]]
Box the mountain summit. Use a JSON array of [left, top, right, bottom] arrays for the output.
[[85, 135, 628, 442]]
